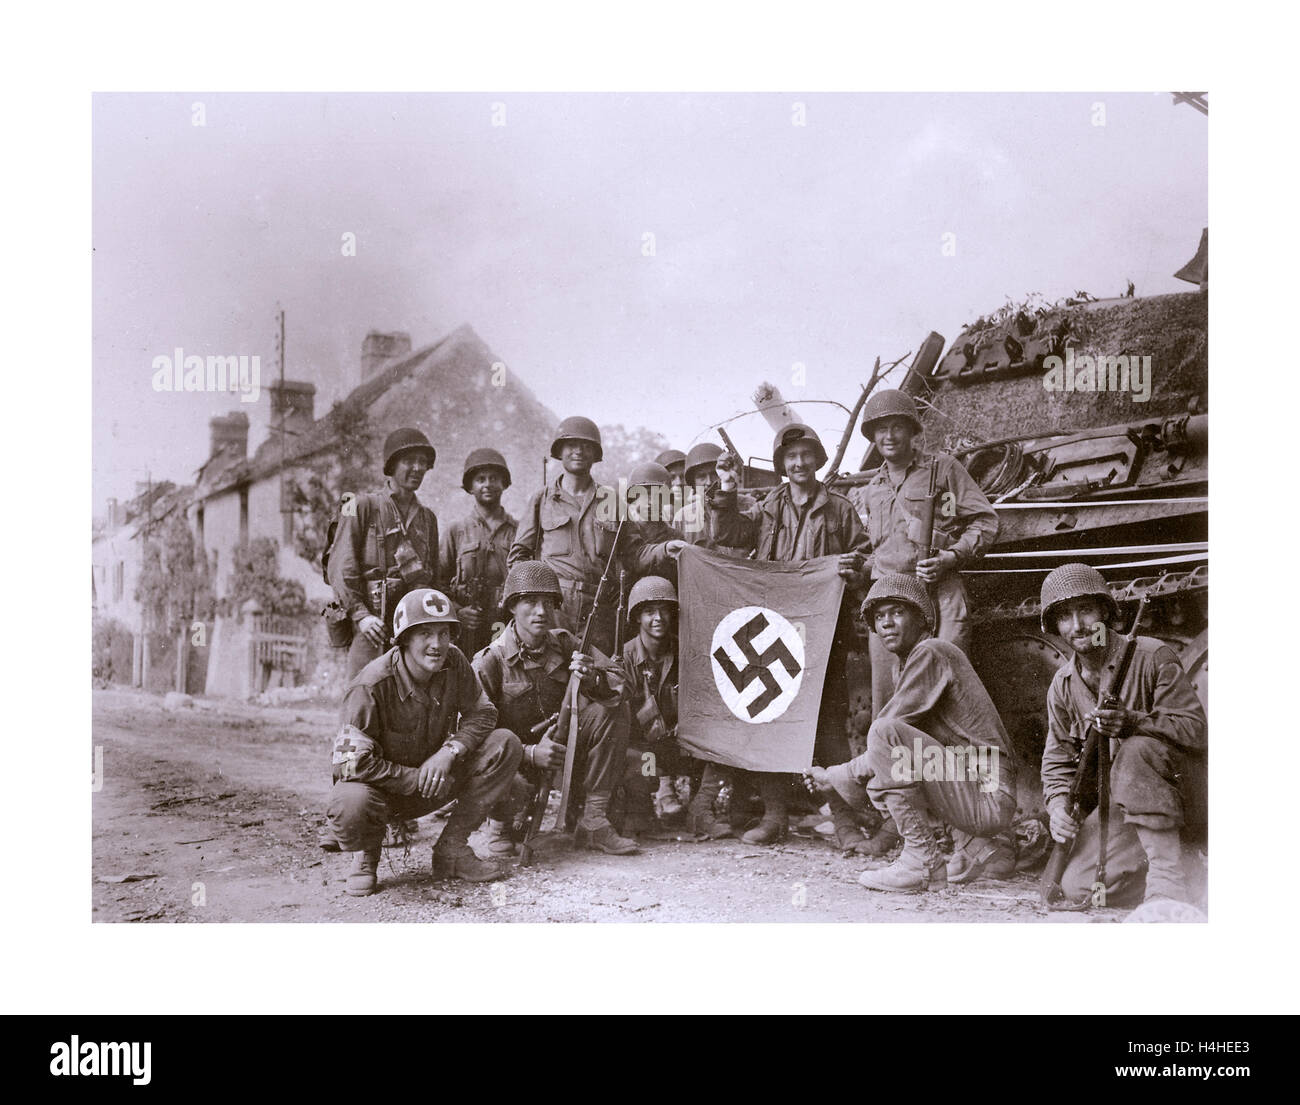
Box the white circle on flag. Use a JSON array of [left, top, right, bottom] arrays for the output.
[[710, 605, 805, 724]]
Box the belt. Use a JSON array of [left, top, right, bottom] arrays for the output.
[[555, 577, 599, 597]]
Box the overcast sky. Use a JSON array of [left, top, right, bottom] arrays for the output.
[[92, 91, 1207, 507]]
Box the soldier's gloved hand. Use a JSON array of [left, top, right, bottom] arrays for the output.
[[916, 550, 957, 584], [418, 747, 458, 801], [530, 734, 567, 771], [358, 615, 387, 648], [458, 606, 484, 631], [1047, 797, 1079, 844]]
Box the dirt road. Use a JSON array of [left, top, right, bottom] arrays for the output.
[[91, 688, 1100, 923]]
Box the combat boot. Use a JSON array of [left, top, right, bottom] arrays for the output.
[[654, 774, 684, 820], [574, 822, 641, 854], [345, 846, 382, 897], [858, 791, 946, 892], [432, 801, 508, 882], [482, 818, 518, 858], [947, 831, 1016, 884], [576, 794, 639, 854], [828, 791, 872, 855], [1135, 824, 1188, 903], [860, 816, 901, 857], [742, 775, 789, 845], [685, 765, 732, 839]]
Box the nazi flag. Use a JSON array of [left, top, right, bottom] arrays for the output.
[[677, 544, 845, 773]]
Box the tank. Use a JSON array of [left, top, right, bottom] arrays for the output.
[[729, 290, 1208, 815]]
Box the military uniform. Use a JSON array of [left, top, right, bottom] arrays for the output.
[[473, 621, 629, 829], [620, 632, 685, 775], [508, 477, 626, 655], [827, 574, 1016, 891], [328, 486, 442, 678], [1042, 635, 1207, 904], [326, 646, 520, 853], [853, 449, 998, 713], [440, 505, 517, 658]]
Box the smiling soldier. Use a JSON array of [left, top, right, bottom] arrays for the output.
[[327, 427, 444, 679], [705, 423, 881, 853], [1039, 563, 1207, 905], [325, 588, 522, 896], [440, 448, 518, 660], [473, 560, 638, 857], [855, 390, 998, 714], [806, 573, 1017, 892], [509, 415, 626, 657]]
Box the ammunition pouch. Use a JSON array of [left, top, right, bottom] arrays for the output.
[[322, 600, 354, 648], [392, 537, 425, 586]]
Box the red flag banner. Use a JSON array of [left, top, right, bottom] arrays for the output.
[[677, 544, 845, 773]]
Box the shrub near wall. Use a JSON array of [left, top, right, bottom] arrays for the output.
[[92, 616, 134, 685]]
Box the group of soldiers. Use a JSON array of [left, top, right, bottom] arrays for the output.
[[318, 391, 1207, 911]]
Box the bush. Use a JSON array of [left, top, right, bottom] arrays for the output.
[[92, 616, 133, 684]]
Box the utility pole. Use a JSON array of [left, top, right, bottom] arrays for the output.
[[276, 304, 292, 544]]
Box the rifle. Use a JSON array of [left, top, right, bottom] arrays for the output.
[[614, 569, 627, 662], [1041, 592, 1152, 910], [518, 518, 628, 865], [919, 458, 940, 560]]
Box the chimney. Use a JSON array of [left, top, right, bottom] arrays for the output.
[[361, 330, 412, 380], [106, 498, 122, 528], [268, 380, 317, 437], [209, 411, 250, 459]]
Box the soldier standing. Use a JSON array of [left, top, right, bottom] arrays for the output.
[[806, 574, 1017, 892], [684, 442, 723, 492], [326, 588, 522, 895], [473, 561, 639, 857], [508, 415, 623, 657], [327, 427, 443, 679], [623, 461, 686, 585], [1039, 564, 1207, 905], [706, 424, 880, 853], [654, 448, 687, 491], [440, 448, 517, 660], [855, 389, 999, 714], [674, 442, 755, 553]]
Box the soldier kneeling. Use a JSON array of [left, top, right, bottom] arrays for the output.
[[805, 574, 1017, 892], [1039, 563, 1207, 907], [473, 561, 638, 856], [326, 588, 522, 896]]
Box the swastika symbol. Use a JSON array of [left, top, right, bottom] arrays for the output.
[[710, 606, 806, 724]]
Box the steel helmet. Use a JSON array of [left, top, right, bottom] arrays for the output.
[[550, 415, 604, 462], [392, 588, 459, 642], [462, 447, 512, 492], [684, 442, 723, 482], [501, 560, 564, 612], [627, 461, 673, 488], [861, 573, 934, 632], [655, 449, 686, 475], [773, 423, 828, 474], [627, 575, 678, 622], [860, 389, 923, 438], [382, 427, 437, 475], [1039, 563, 1118, 635]]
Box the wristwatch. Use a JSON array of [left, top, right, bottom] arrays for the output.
[[442, 739, 466, 761]]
